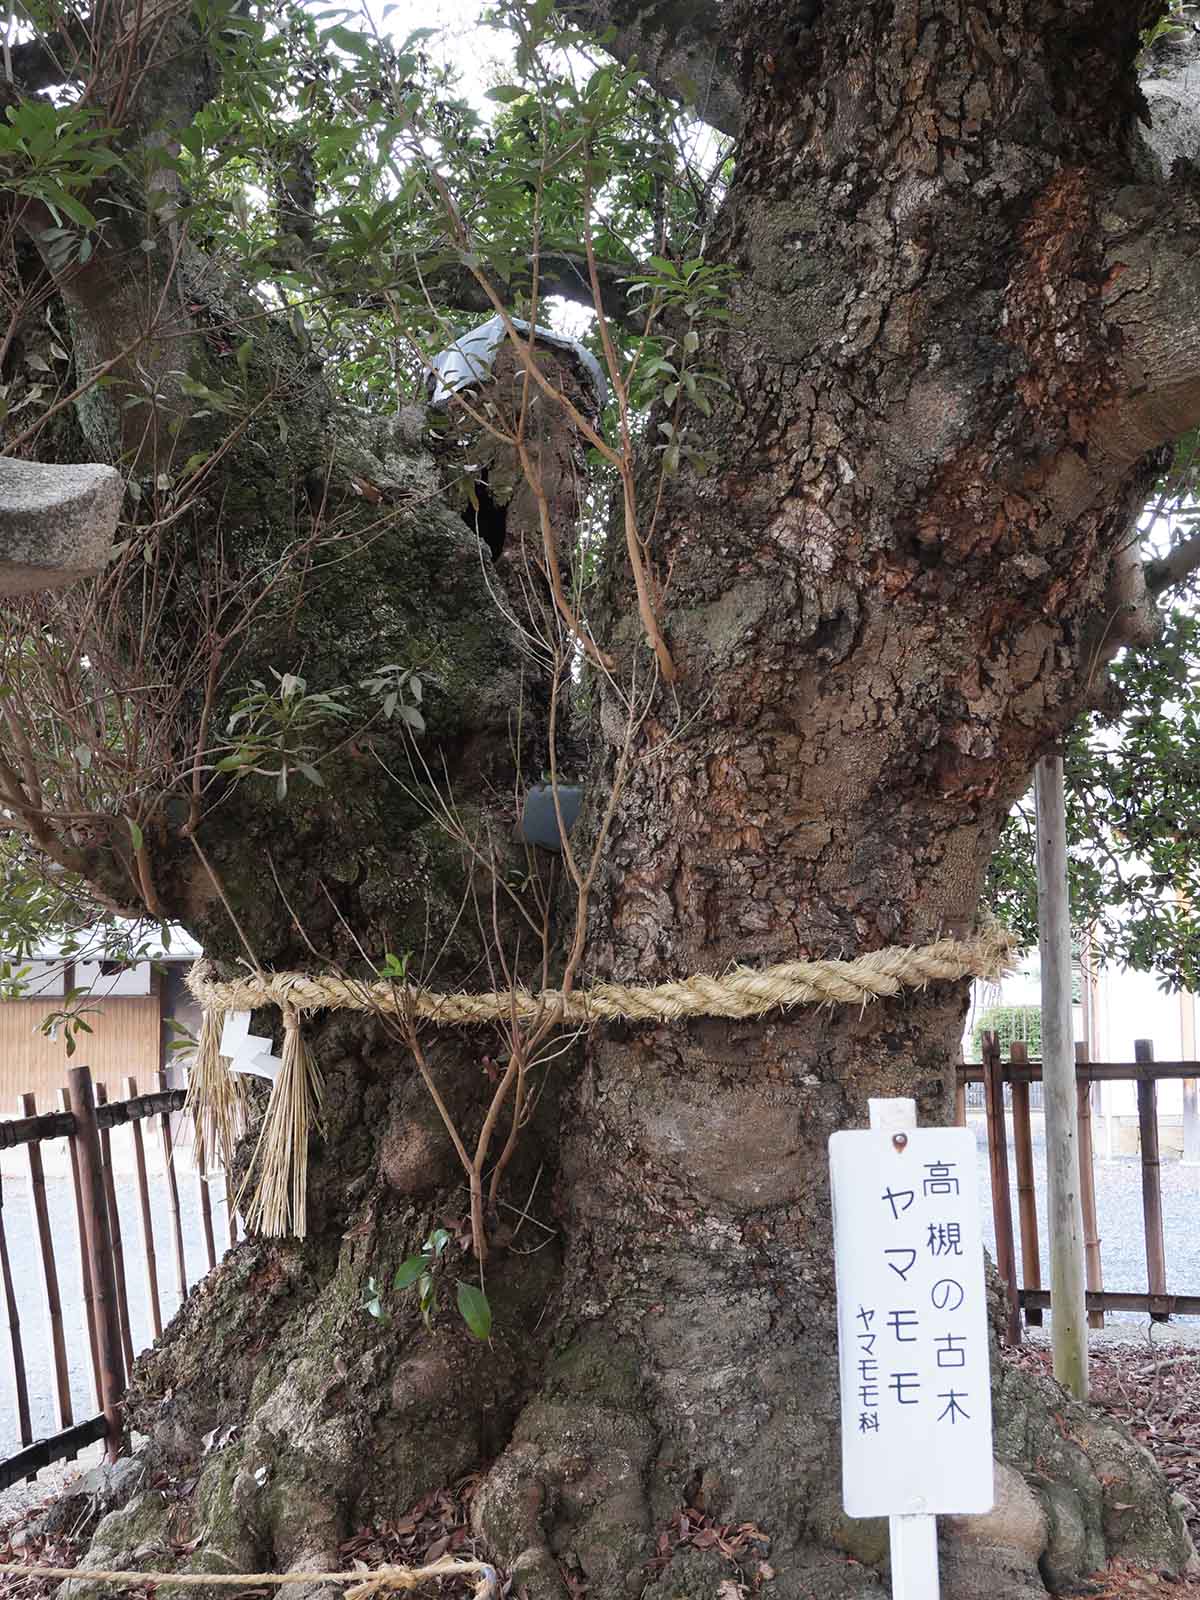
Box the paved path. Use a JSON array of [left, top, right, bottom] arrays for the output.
[[968, 1113, 1200, 1328]]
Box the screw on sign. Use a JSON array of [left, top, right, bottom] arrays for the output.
[[829, 1098, 994, 1600]]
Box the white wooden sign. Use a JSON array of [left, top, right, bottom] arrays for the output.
[[830, 1109, 993, 1520]]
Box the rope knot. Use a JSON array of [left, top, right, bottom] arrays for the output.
[[344, 1569, 419, 1598]]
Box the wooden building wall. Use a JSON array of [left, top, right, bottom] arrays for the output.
[[0, 986, 163, 1113]]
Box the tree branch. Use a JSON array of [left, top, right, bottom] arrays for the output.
[[1146, 532, 1200, 593], [1094, 182, 1200, 467], [554, 0, 743, 137], [394, 248, 643, 328], [9, 24, 89, 91]]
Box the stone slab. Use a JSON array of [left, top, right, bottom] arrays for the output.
[[0, 456, 124, 595]]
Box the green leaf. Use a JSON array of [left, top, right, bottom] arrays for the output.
[[325, 23, 372, 56], [486, 85, 527, 103], [456, 1281, 492, 1341], [42, 186, 97, 228], [126, 817, 144, 852], [393, 1253, 432, 1290], [418, 1273, 435, 1329]]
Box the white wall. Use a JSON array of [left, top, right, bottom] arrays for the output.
[[1095, 969, 1194, 1115]]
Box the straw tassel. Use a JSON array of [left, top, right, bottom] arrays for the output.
[[185, 1005, 246, 1172], [239, 1005, 324, 1238]]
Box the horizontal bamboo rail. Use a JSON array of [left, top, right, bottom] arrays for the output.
[[1021, 1289, 1200, 1317], [958, 1060, 1200, 1082], [0, 1416, 108, 1493], [0, 1088, 185, 1149]]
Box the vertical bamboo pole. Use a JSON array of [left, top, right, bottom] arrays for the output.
[[1135, 1038, 1169, 1321], [982, 1033, 1021, 1345], [1009, 1043, 1042, 1327], [0, 1173, 32, 1448], [66, 1066, 126, 1458], [94, 1083, 135, 1373], [194, 1135, 218, 1273], [157, 1070, 188, 1303], [123, 1076, 162, 1341], [21, 1092, 73, 1429], [1075, 1043, 1104, 1329], [58, 1085, 101, 1409], [1034, 754, 1088, 1399]]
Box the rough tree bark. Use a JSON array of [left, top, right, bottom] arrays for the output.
[[11, 3, 1200, 1600]]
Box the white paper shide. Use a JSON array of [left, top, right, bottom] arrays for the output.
[[220, 1009, 283, 1083], [829, 1124, 993, 1518]]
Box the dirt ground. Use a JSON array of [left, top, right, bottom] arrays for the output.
[[1, 1340, 1199, 1598], [1009, 1336, 1200, 1599]]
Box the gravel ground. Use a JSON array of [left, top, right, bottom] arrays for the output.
[[967, 1112, 1200, 1329]]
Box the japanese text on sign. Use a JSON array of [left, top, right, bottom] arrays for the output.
[[829, 1125, 993, 1518]]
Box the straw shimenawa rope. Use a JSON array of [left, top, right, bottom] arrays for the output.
[[184, 925, 1015, 1238], [0, 1556, 498, 1598], [187, 925, 1015, 1025]]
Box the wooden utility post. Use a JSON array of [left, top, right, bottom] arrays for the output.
[[1035, 754, 1088, 1400]]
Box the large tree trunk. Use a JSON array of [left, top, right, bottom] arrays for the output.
[[18, 2, 1200, 1599]]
